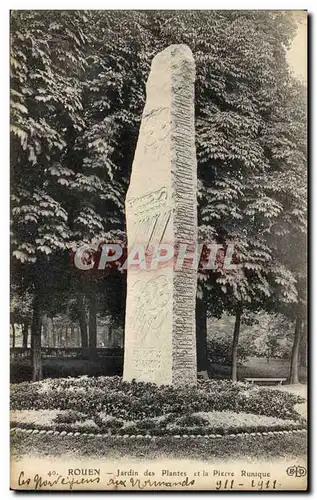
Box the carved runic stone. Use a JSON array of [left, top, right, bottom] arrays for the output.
[[123, 44, 197, 386]]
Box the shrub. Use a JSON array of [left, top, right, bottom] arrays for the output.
[[119, 422, 139, 435], [137, 418, 159, 430], [174, 414, 210, 427], [94, 414, 124, 430], [207, 334, 251, 365], [54, 410, 87, 424], [11, 382, 39, 409], [69, 420, 99, 433]]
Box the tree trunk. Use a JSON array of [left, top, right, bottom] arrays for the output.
[[76, 292, 88, 358], [46, 317, 53, 348], [22, 323, 28, 349], [101, 325, 106, 347], [121, 274, 127, 347], [31, 295, 43, 381], [52, 319, 57, 348], [290, 315, 302, 384], [71, 326, 75, 348], [88, 296, 97, 360], [299, 321, 307, 368], [108, 324, 113, 347], [75, 326, 80, 347], [196, 294, 208, 377], [232, 304, 242, 382], [42, 316, 48, 347], [11, 324, 16, 348]]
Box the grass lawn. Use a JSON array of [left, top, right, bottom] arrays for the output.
[[210, 357, 307, 382]]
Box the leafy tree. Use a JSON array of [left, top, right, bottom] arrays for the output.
[[176, 11, 306, 380], [10, 10, 306, 383], [10, 286, 33, 348], [10, 10, 93, 378]]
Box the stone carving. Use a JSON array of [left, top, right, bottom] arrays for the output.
[[127, 187, 168, 214], [142, 108, 171, 160], [123, 44, 197, 386], [128, 186, 171, 249], [128, 276, 172, 343], [131, 349, 163, 378], [130, 210, 172, 248]]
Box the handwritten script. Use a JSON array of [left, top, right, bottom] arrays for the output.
[[18, 471, 195, 490], [18, 471, 100, 491], [107, 476, 195, 489]]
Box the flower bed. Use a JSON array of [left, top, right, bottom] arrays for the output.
[[11, 376, 305, 422], [10, 408, 305, 436], [10, 376, 306, 438]]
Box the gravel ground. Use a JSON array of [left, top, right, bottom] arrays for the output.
[[268, 384, 307, 419], [11, 409, 62, 426]]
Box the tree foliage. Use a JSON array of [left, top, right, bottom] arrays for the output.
[[10, 10, 306, 380]]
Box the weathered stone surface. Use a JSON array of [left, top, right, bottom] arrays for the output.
[[123, 44, 197, 386]]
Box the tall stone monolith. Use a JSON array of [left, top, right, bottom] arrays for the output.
[[123, 44, 197, 386]]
